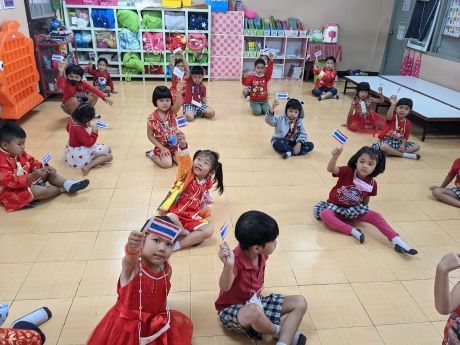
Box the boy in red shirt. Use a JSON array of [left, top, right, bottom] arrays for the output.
[[57, 62, 113, 117], [216, 210, 307, 345], [87, 57, 118, 96], [183, 66, 215, 121], [430, 158, 460, 208], [312, 56, 339, 101], [242, 55, 274, 115], [372, 96, 420, 160]]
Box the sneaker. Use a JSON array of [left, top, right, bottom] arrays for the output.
[[394, 244, 418, 255], [145, 150, 154, 158], [68, 179, 90, 193], [95, 114, 102, 119], [415, 154, 421, 160], [317, 95, 322, 101], [282, 152, 291, 159], [335, 94, 340, 99], [246, 95, 250, 101], [356, 228, 365, 244]]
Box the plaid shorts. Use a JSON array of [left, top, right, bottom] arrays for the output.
[[218, 293, 284, 341], [451, 187, 460, 199], [313, 201, 369, 220], [372, 138, 415, 151], [183, 102, 208, 118], [60, 91, 87, 115]]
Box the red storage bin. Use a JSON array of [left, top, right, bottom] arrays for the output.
[[82, 0, 98, 4], [98, 0, 118, 5], [65, 0, 83, 4]]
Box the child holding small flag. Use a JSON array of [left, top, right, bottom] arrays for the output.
[[146, 82, 185, 169], [312, 56, 339, 101], [265, 99, 314, 159], [169, 50, 189, 104], [216, 210, 308, 345], [65, 102, 112, 176], [0, 121, 89, 212], [87, 216, 193, 345], [313, 146, 417, 255], [158, 132, 224, 251]]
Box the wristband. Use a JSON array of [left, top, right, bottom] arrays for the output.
[[124, 243, 141, 256]]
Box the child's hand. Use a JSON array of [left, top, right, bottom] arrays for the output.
[[176, 131, 187, 149], [91, 125, 99, 134], [378, 86, 383, 93], [127, 230, 144, 252], [176, 80, 185, 93], [437, 253, 460, 274], [268, 52, 274, 61], [28, 168, 47, 183], [58, 61, 67, 74], [160, 146, 171, 158], [293, 142, 301, 155], [104, 98, 113, 106], [429, 185, 439, 190], [44, 166, 57, 174], [331, 146, 343, 157], [271, 99, 279, 110], [390, 95, 397, 105], [218, 242, 234, 266], [398, 144, 406, 153]]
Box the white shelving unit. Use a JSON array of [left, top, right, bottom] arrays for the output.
[[62, 4, 211, 81], [242, 35, 309, 81]]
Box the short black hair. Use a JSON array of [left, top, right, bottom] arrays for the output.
[[285, 98, 304, 118], [254, 58, 266, 67], [325, 56, 336, 64], [72, 102, 96, 124], [65, 64, 84, 77], [174, 58, 184, 66], [235, 210, 279, 250], [0, 121, 26, 143], [152, 86, 173, 106], [348, 146, 386, 177], [396, 98, 413, 110], [356, 82, 370, 93], [97, 57, 108, 66], [190, 66, 204, 76]]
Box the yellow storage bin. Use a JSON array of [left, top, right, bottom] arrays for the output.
[[182, 0, 192, 5], [162, 0, 181, 7]]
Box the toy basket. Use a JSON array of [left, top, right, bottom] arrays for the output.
[[204, 0, 228, 12]]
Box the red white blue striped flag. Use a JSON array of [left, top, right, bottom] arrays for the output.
[[41, 152, 52, 166], [332, 129, 348, 144], [176, 116, 187, 128], [143, 217, 181, 242], [220, 223, 229, 241]]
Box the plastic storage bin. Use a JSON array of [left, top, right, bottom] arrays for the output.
[[205, 0, 228, 12], [162, 0, 181, 8]]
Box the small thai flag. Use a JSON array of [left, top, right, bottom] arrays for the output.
[[41, 152, 52, 166], [143, 217, 181, 242], [95, 121, 109, 129], [176, 116, 187, 128], [276, 92, 289, 100], [332, 129, 348, 144], [220, 223, 229, 241]]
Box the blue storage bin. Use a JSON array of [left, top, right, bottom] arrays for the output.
[[205, 0, 228, 12]]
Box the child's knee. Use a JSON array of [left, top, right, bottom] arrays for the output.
[[292, 295, 307, 312], [201, 224, 214, 238], [238, 303, 264, 324], [319, 208, 333, 219], [205, 108, 215, 118], [185, 111, 195, 121], [106, 152, 113, 162], [432, 187, 444, 199]]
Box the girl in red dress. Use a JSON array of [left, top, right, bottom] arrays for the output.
[[158, 132, 224, 251], [169, 51, 189, 104], [343, 82, 385, 135], [87, 216, 193, 345], [146, 82, 184, 169]]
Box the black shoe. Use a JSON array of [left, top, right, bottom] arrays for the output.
[[394, 244, 418, 255], [69, 179, 90, 193], [335, 94, 340, 99], [415, 154, 421, 160], [318, 95, 322, 101], [356, 229, 365, 243], [282, 152, 290, 159], [297, 334, 307, 345]]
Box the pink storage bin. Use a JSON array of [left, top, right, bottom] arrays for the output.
[[65, 0, 83, 4], [82, 0, 98, 4], [98, 0, 118, 5]]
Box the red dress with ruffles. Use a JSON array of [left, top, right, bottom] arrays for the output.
[[87, 262, 192, 345], [347, 98, 385, 135], [147, 110, 179, 157], [170, 75, 186, 104]]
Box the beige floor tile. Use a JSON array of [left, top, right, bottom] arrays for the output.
[[317, 326, 384, 345], [419, 246, 460, 278], [17, 261, 86, 299], [192, 334, 254, 345], [352, 281, 427, 325], [100, 207, 149, 231], [376, 322, 442, 345], [191, 290, 225, 337], [170, 255, 191, 292], [190, 255, 221, 292], [116, 171, 155, 189], [264, 252, 298, 287], [168, 291, 191, 317], [377, 249, 437, 280], [431, 320, 446, 337], [394, 220, 455, 246], [37, 232, 97, 262], [66, 188, 114, 209], [1, 209, 62, 234], [77, 259, 121, 297], [54, 208, 106, 232], [412, 200, 460, 220], [300, 284, 372, 329], [109, 188, 152, 208], [435, 219, 460, 243], [90, 231, 129, 260], [0, 234, 49, 263], [0, 263, 33, 300]]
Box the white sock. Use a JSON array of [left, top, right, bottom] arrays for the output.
[[284, 152, 292, 157], [350, 228, 362, 240], [272, 324, 281, 338], [276, 342, 287, 345], [12, 307, 51, 328], [402, 153, 417, 159], [173, 242, 181, 251], [63, 180, 74, 192], [320, 95, 326, 100], [391, 236, 412, 251]]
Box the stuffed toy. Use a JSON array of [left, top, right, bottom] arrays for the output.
[[166, 33, 186, 51], [122, 52, 143, 74], [142, 32, 164, 52]]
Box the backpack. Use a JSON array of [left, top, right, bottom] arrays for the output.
[[91, 9, 115, 29]]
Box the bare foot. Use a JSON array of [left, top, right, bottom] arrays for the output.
[[81, 166, 90, 176], [112, 90, 119, 94]]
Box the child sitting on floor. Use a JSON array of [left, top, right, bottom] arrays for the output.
[[0, 121, 89, 212], [265, 99, 314, 159], [65, 102, 112, 176], [216, 210, 308, 345], [57, 61, 113, 117], [183, 66, 215, 121], [242, 54, 274, 115], [169, 51, 189, 104], [435, 252, 460, 345], [146, 83, 184, 169], [372, 96, 420, 160], [343, 82, 385, 134], [430, 157, 460, 208], [87, 57, 118, 96], [87, 216, 193, 345], [313, 146, 417, 255], [157, 132, 224, 251], [312, 56, 339, 101]]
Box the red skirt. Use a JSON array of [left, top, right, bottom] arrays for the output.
[[347, 111, 385, 135], [87, 305, 193, 345]]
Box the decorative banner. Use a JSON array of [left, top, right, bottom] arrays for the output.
[[276, 92, 289, 100], [41, 152, 52, 166], [332, 129, 348, 144], [95, 120, 109, 129]]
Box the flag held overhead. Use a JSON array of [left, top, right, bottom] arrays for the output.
[[142, 217, 181, 242], [332, 129, 348, 145], [220, 223, 229, 241]]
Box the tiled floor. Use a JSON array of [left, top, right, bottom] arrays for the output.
[[1, 79, 459, 345]]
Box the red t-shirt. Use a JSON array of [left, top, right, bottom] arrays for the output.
[[56, 76, 108, 104], [87, 68, 115, 91], [448, 158, 460, 187], [242, 60, 274, 102], [313, 67, 336, 88], [66, 119, 98, 147], [215, 245, 267, 312], [327, 166, 377, 207], [183, 78, 206, 104], [378, 114, 412, 140]]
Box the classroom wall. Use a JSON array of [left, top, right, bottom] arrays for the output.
[[0, 3, 30, 36], [243, 0, 394, 71], [419, 55, 460, 91]]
